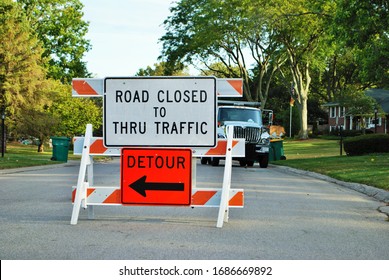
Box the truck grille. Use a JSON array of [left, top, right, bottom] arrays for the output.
[[233, 126, 261, 143]]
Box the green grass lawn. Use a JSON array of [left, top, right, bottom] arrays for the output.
[[0, 142, 80, 169], [272, 138, 389, 191]]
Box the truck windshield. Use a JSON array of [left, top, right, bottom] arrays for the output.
[[218, 108, 262, 125]]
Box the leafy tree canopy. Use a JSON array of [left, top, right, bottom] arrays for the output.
[[136, 62, 189, 76], [18, 0, 91, 83], [160, 0, 285, 105], [333, 0, 389, 87], [48, 81, 102, 137], [0, 0, 47, 133]]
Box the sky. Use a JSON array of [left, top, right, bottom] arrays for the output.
[[81, 0, 175, 78]]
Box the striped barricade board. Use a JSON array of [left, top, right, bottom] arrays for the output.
[[73, 137, 121, 156], [73, 137, 245, 158], [72, 186, 244, 208], [72, 77, 243, 98]]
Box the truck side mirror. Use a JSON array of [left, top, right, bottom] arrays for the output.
[[268, 112, 273, 126]]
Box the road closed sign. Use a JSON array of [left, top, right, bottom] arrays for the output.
[[104, 77, 216, 147], [121, 148, 192, 206]]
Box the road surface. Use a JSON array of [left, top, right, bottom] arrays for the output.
[[0, 159, 388, 259]]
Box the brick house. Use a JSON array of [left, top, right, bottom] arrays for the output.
[[323, 89, 389, 134]]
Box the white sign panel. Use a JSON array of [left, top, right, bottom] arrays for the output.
[[104, 77, 216, 147]]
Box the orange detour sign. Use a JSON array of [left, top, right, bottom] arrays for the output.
[[121, 148, 192, 206]]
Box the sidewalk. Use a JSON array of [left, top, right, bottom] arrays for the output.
[[0, 160, 80, 175], [272, 164, 389, 217]]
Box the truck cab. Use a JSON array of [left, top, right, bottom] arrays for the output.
[[202, 101, 271, 168]]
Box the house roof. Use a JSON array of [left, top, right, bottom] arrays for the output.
[[322, 101, 339, 107], [322, 89, 389, 114], [365, 89, 389, 114]]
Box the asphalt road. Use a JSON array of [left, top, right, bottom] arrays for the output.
[[0, 158, 388, 260]]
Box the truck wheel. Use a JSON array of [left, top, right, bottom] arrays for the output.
[[259, 155, 269, 168], [247, 161, 254, 167], [201, 157, 209, 165], [239, 160, 246, 167], [211, 158, 220, 166]]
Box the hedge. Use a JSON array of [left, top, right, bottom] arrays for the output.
[[343, 134, 389, 156], [329, 129, 363, 137]]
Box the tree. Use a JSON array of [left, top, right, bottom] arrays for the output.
[[311, 0, 388, 130], [18, 0, 91, 83], [199, 62, 240, 78], [18, 107, 60, 152], [1, 0, 97, 152], [136, 62, 189, 76], [48, 81, 102, 137], [0, 0, 48, 138], [340, 88, 383, 133], [272, 0, 335, 138], [333, 0, 389, 87], [15, 79, 101, 152], [160, 0, 284, 108]]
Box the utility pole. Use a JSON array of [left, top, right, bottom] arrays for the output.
[[289, 82, 295, 138]]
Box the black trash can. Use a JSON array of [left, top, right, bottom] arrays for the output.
[[51, 137, 71, 162]]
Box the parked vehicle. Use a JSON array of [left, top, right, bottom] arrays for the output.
[[201, 101, 271, 168]]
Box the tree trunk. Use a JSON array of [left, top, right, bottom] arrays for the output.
[[290, 60, 311, 140], [37, 139, 44, 153], [298, 96, 309, 139]]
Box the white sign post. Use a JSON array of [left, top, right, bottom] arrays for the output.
[[104, 77, 216, 147]]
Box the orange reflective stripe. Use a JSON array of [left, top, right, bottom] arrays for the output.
[[90, 139, 107, 154], [205, 140, 238, 155], [72, 80, 98, 95], [229, 192, 244, 206], [227, 79, 243, 95], [71, 188, 95, 202], [103, 189, 121, 204], [191, 190, 217, 205], [87, 188, 95, 197]]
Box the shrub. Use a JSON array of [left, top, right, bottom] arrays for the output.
[[329, 129, 363, 137], [343, 134, 389, 156]]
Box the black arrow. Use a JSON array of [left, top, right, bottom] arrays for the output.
[[129, 175, 184, 197]]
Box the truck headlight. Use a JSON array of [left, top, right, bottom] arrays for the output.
[[260, 138, 270, 145]]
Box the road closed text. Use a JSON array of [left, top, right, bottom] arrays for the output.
[[115, 89, 208, 103], [104, 77, 216, 147]]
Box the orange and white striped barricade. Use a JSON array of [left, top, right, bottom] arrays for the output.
[[73, 137, 121, 156], [73, 135, 245, 192], [191, 138, 245, 158], [72, 78, 104, 97], [72, 78, 243, 98], [190, 138, 245, 195], [72, 186, 243, 208], [72, 186, 121, 206], [72, 135, 245, 208], [216, 78, 243, 97], [73, 137, 245, 158], [71, 124, 244, 227]]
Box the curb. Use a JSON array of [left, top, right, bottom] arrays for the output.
[[271, 164, 389, 217], [0, 160, 80, 175]]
